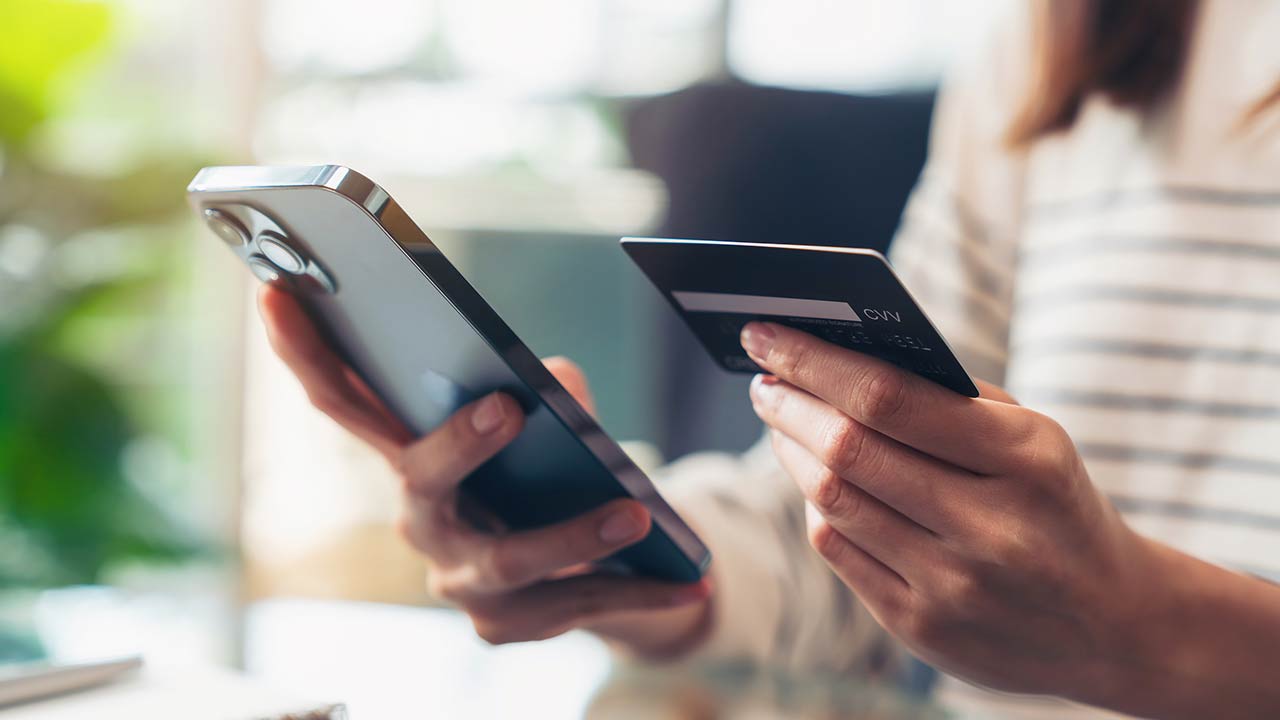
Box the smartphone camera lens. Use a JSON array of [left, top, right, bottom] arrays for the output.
[[247, 255, 285, 285], [204, 207, 250, 247], [256, 232, 306, 274]]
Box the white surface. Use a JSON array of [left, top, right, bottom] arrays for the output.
[[245, 600, 613, 720], [728, 0, 1012, 91], [31, 586, 234, 669], [3, 666, 326, 720]]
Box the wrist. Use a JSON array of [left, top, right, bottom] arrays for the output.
[[589, 594, 714, 662], [1090, 534, 1265, 719], [1090, 535, 1198, 710]]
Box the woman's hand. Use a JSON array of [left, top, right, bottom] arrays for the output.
[[739, 320, 1243, 713], [257, 286, 711, 656]]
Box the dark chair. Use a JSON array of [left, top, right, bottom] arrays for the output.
[[624, 82, 936, 458]]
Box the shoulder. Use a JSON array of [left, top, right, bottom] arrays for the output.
[[934, 2, 1034, 142]]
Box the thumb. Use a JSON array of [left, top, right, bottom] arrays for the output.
[[543, 356, 596, 416]]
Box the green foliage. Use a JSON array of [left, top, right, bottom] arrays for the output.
[[0, 0, 210, 589], [0, 0, 110, 144], [0, 274, 206, 587]]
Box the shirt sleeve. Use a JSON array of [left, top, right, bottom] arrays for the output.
[[650, 8, 1032, 676], [888, 10, 1032, 386], [657, 436, 903, 676]]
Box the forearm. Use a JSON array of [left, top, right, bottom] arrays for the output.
[[1101, 536, 1280, 719]]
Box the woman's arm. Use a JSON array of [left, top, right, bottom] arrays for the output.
[[1121, 540, 1280, 718], [741, 320, 1280, 718], [258, 285, 893, 669], [644, 4, 1038, 677]]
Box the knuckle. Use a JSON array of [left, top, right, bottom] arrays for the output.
[[988, 530, 1038, 571], [899, 570, 983, 648], [306, 388, 343, 418], [770, 336, 809, 378], [570, 585, 610, 620], [989, 531, 1069, 592], [394, 513, 423, 550], [810, 469, 864, 524], [389, 446, 419, 488], [854, 367, 910, 426], [1017, 415, 1081, 489], [1042, 421, 1081, 473], [810, 467, 846, 513], [1034, 555, 1070, 595], [900, 605, 949, 650], [807, 517, 847, 562], [939, 569, 984, 611], [1003, 413, 1042, 467], [483, 541, 527, 589], [424, 573, 450, 602], [426, 571, 466, 604], [471, 617, 518, 646], [818, 416, 870, 473], [394, 506, 442, 554], [874, 586, 911, 624], [423, 572, 445, 600]]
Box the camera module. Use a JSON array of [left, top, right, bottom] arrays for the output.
[[203, 207, 250, 247]]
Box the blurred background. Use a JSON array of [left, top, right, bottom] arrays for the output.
[[0, 0, 1006, 714]]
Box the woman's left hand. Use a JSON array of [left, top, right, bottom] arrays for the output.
[[740, 321, 1169, 706]]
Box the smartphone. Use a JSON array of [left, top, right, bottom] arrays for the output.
[[622, 237, 979, 397], [187, 165, 709, 582]]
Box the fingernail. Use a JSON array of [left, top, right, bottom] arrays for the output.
[[599, 509, 644, 543], [751, 373, 780, 390], [740, 322, 776, 363], [471, 394, 506, 434], [750, 374, 780, 409]]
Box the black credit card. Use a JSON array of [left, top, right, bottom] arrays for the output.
[[621, 237, 979, 397]]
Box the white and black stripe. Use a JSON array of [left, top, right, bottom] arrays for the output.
[[669, 5, 1280, 712]]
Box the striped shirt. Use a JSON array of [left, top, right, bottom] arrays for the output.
[[658, 1, 1280, 716]]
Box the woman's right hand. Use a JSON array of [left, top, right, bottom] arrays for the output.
[[257, 285, 712, 655]]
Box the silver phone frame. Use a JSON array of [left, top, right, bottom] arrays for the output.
[[189, 165, 710, 575]]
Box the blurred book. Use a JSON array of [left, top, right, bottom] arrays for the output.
[[0, 656, 142, 707]]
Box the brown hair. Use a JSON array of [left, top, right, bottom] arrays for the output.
[[1007, 0, 1279, 146]]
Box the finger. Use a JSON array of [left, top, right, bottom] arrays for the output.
[[468, 574, 711, 644], [396, 395, 525, 555], [752, 375, 974, 534], [458, 499, 653, 593], [544, 356, 596, 416], [804, 503, 911, 625], [976, 378, 1019, 405], [396, 391, 525, 498], [258, 286, 411, 456], [772, 430, 941, 585], [343, 365, 415, 431], [741, 321, 1031, 474]]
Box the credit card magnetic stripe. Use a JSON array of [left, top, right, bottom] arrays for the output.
[[672, 291, 863, 322]]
